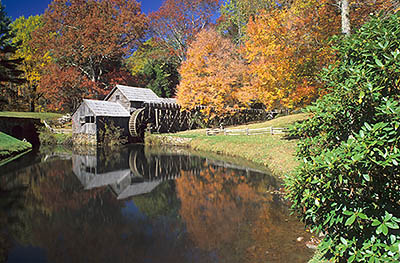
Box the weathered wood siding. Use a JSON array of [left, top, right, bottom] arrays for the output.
[[105, 89, 130, 111], [72, 103, 96, 134], [72, 154, 97, 184]]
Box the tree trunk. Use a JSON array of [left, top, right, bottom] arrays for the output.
[[341, 0, 350, 35], [30, 85, 37, 112], [30, 98, 35, 112]]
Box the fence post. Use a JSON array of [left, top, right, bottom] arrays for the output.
[[271, 127, 274, 135], [246, 128, 249, 135]]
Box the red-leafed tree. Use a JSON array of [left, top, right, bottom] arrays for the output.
[[149, 0, 220, 62], [34, 0, 148, 111]]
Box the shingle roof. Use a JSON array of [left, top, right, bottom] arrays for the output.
[[117, 181, 162, 199], [114, 84, 161, 102], [161, 98, 177, 104], [147, 98, 177, 104], [84, 99, 130, 117], [85, 170, 131, 189]]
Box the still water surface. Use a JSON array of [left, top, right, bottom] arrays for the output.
[[0, 145, 313, 263]]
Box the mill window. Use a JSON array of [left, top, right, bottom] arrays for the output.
[[131, 101, 143, 108], [85, 116, 95, 123]]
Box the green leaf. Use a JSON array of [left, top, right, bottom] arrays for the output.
[[376, 224, 384, 234], [382, 224, 389, 235], [375, 58, 384, 67], [372, 219, 381, 226], [340, 236, 348, 245], [385, 212, 393, 221], [358, 213, 368, 220], [362, 174, 370, 182], [345, 214, 357, 226], [348, 254, 356, 262], [343, 210, 353, 216], [386, 222, 399, 229], [392, 217, 400, 223], [368, 256, 375, 263]]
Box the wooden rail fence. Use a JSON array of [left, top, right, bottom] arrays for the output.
[[206, 127, 289, 136], [43, 120, 72, 134]]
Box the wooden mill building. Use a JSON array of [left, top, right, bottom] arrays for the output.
[[72, 85, 174, 144], [105, 84, 162, 112], [72, 84, 273, 144], [72, 99, 131, 144]]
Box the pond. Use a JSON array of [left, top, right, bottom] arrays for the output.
[[0, 145, 313, 263]]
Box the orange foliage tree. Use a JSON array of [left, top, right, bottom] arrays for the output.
[[175, 165, 313, 262], [244, 0, 395, 110], [176, 28, 253, 119], [33, 0, 148, 111], [149, 0, 220, 62]]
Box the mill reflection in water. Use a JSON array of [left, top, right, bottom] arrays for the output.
[[0, 145, 313, 263], [72, 146, 273, 200]]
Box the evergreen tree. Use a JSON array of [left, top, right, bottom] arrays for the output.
[[0, 1, 25, 109]]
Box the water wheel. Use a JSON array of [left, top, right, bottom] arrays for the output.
[[129, 149, 146, 178], [129, 108, 151, 138]]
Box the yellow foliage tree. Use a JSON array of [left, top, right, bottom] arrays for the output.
[[244, 0, 395, 110], [11, 15, 51, 112], [176, 28, 253, 119], [244, 1, 339, 110]]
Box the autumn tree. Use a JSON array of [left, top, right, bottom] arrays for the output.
[[33, 0, 148, 111], [149, 0, 220, 62], [244, 8, 319, 110], [38, 64, 89, 111], [218, 0, 280, 45], [10, 15, 50, 112], [243, 0, 395, 110], [176, 28, 252, 119]]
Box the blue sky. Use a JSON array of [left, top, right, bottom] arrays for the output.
[[2, 0, 164, 20]]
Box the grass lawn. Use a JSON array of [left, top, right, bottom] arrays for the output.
[[0, 132, 32, 165], [146, 113, 310, 177], [0, 111, 63, 121]]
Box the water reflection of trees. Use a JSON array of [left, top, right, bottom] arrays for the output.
[[0, 158, 110, 261], [0, 157, 213, 263], [132, 180, 180, 219], [1, 146, 313, 263], [0, 171, 27, 262], [176, 165, 313, 263]]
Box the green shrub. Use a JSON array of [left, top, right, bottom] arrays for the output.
[[285, 14, 400, 262], [39, 128, 57, 145], [39, 128, 73, 145], [98, 121, 128, 146]]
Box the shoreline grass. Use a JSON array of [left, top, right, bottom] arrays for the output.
[[0, 111, 63, 121], [145, 113, 309, 177], [0, 132, 32, 166]]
